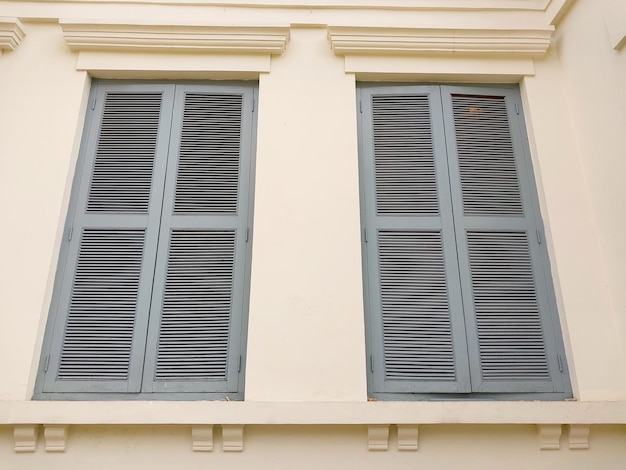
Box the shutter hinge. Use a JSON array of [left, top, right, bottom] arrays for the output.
[[68, 227, 73, 241], [252, 98, 255, 113], [363, 228, 368, 243], [557, 355, 563, 373], [359, 100, 363, 114], [369, 355, 374, 372], [91, 97, 96, 110], [237, 355, 242, 373], [536, 229, 542, 245], [514, 101, 520, 115], [245, 228, 249, 243], [44, 355, 50, 372]]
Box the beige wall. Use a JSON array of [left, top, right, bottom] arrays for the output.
[[0, 0, 625, 466]]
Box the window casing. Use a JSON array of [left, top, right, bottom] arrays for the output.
[[358, 84, 571, 400], [35, 81, 256, 400]]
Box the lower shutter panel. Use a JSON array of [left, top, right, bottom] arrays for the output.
[[379, 230, 456, 382], [58, 229, 146, 387], [155, 230, 236, 381], [467, 231, 549, 381]]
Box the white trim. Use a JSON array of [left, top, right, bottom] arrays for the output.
[[328, 25, 554, 57], [3, 401, 626, 425], [59, 20, 290, 54], [605, 0, 626, 50], [0, 17, 25, 51]]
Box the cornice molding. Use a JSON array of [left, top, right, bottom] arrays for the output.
[[328, 25, 554, 57], [59, 20, 290, 54], [0, 18, 26, 51]]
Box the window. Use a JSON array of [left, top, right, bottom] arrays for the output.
[[35, 81, 256, 399], [358, 84, 571, 399]]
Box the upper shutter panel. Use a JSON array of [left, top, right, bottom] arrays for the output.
[[143, 86, 253, 395], [451, 95, 523, 217], [44, 85, 173, 394], [444, 88, 563, 393], [362, 87, 471, 394], [87, 93, 162, 214], [173, 93, 242, 214], [373, 95, 439, 215]]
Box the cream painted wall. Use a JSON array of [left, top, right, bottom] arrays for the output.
[[0, 22, 89, 400], [0, 4, 625, 466], [551, 0, 626, 361], [246, 27, 366, 401]]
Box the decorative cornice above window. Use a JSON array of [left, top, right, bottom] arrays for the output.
[[327, 26, 554, 57], [59, 20, 290, 55], [0, 18, 25, 51]]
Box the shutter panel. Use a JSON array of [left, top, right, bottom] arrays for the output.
[[43, 84, 175, 393], [442, 87, 566, 393], [360, 86, 471, 394], [142, 85, 254, 394]]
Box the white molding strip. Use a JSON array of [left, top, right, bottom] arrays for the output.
[[328, 25, 554, 57], [59, 20, 290, 54], [367, 424, 389, 451], [537, 424, 562, 450], [0, 18, 25, 51]]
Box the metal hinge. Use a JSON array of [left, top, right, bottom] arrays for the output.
[[252, 98, 255, 113], [44, 355, 50, 372], [91, 97, 97, 110], [359, 100, 363, 114], [369, 355, 374, 372], [68, 227, 73, 241], [364, 228, 368, 243], [557, 355, 563, 373], [237, 355, 242, 373], [245, 228, 249, 243], [536, 229, 542, 245], [514, 101, 520, 115]]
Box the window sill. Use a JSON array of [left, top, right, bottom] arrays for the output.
[[1, 400, 625, 425]]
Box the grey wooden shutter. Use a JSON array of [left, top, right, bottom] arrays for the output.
[[359, 86, 471, 394], [142, 85, 254, 394], [441, 86, 568, 393], [42, 83, 175, 393]]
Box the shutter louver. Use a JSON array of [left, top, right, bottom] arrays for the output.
[[379, 231, 455, 381], [174, 93, 242, 214], [155, 230, 236, 380], [363, 87, 471, 394], [445, 88, 560, 393], [58, 229, 145, 380], [361, 85, 569, 398], [87, 93, 162, 214]]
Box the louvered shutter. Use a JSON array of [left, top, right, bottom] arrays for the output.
[[142, 85, 254, 393], [359, 86, 471, 394], [441, 86, 567, 393], [42, 83, 175, 393]]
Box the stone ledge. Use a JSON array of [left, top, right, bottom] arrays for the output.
[[328, 25, 554, 57], [59, 19, 290, 54], [1, 401, 625, 426], [0, 18, 25, 51]]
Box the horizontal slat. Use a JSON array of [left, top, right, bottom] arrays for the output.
[[372, 95, 439, 216], [87, 93, 162, 214], [452, 95, 523, 216], [467, 231, 549, 380], [173, 93, 242, 214], [155, 230, 236, 381], [58, 229, 145, 380], [378, 231, 455, 381]]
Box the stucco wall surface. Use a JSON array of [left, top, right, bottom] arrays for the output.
[[0, 0, 625, 465]]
